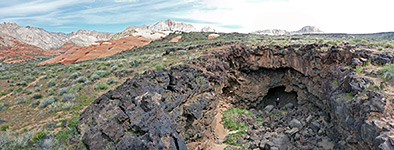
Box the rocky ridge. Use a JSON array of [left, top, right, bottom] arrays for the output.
[[77, 43, 394, 149], [0, 22, 114, 50], [252, 26, 323, 35]]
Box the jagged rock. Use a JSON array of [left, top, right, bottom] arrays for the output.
[[285, 128, 299, 135], [284, 103, 294, 109], [290, 119, 303, 130], [78, 43, 393, 149], [317, 137, 334, 150], [264, 105, 274, 112], [310, 121, 321, 132]]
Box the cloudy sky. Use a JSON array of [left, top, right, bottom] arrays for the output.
[[0, 0, 393, 33]]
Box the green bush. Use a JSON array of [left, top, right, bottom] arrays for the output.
[[70, 84, 83, 92], [222, 108, 251, 131], [94, 71, 110, 78], [58, 88, 69, 96], [39, 96, 57, 108], [16, 81, 27, 86], [15, 96, 27, 104], [155, 63, 163, 70], [1, 124, 9, 131], [106, 78, 117, 85], [378, 63, 394, 81], [90, 74, 100, 81], [69, 72, 82, 79], [94, 82, 109, 91], [62, 94, 75, 102], [47, 80, 56, 87], [48, 88, 56, 95], [76, 77, 88, 83], [31, 93, 43, 99], [32, 131, 49, 143]]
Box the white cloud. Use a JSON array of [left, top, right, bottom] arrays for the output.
[[114, 0, 139, 2], [181, 0, 394, 33]]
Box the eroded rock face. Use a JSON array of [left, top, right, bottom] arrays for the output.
[[78, 44, 393, 149], [77, 65, 218, 149]]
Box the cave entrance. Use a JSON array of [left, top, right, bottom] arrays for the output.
[[257, 86, 298, 110]]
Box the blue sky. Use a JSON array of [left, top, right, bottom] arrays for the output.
[[1, 0, 394, 33]]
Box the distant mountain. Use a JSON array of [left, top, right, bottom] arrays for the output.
[[0, 19, 201, 64], [252, 26, 323, 35], [0, 22, 114, 50], [148, 19, 197, 32], [111, 19, 198, 40], [201, 26, 216, 32]]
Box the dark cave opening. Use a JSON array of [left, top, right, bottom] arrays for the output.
[[257, 86, 298, 110]]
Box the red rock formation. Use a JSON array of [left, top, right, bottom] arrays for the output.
[[208, 34, 220, 40], [169, 35, 182, 42], [57, 42, 79, 53], [38, 35, 152, 65], [0, 37, 60, 63]]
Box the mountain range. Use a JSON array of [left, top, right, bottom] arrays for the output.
[[0, 20, 323, 64], [252, 26, 323, 35]]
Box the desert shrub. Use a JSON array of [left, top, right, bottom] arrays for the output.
[[90, 74, 100, 81], [70, 84, 83, 92], [58, 88, 69, 96], [93, 71, 110, 78], [111, 66, 118, 71], [34, 88, 40, 92], [62, 78, 68, 83], [0, 131, 32, 149], [39, 96, 57, 108], [16, 81, 27, 86], [61, 94, 75, 102], [23, 89, 33, 95], [378, 63, 394, 81], [1, 124, 9, 131], [76, 77, 87, 83], [48, 88, 56, 96], [48, 102, 62, 112], [69, 72, 82, 79], [47, 80, 56, 87], [94, 82, 109, 91], [155, 63, 163, 70], [15, 96, 27, 104], [106, 77, 117, 85], [61, 101, 73, 110], [30, 101, 40, 108], [31, 93, 43, 99]]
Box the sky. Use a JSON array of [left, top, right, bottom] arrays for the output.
[[0, 0, 393, 33]]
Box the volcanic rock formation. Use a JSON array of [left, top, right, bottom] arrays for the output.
[[77, 43, 394, 149]]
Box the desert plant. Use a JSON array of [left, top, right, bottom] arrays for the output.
[[69, 72, 82, 79], [47, 80, 56, 87], [1, 124, 9, 131], [106, 77, 117, 85], [94, 82, 109, 91], [39, 96, 57, 108], [31, 93, 43, 99], [48, 88, 56, 96], [61, 94, 75, 102], [90, 74, 100, 81], [378, 63, 394, 81], [58, 88, 69, 96], [15, 96, 27, 105], [94, 71, 110, 77], [76, 77, 88, 83]]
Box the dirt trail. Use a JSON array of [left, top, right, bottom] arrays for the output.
[[0, 75, 44, 100], [211, 96, 231, 150]]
